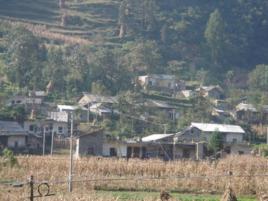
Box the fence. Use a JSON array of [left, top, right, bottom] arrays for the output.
[[1, 172, 268, 200]]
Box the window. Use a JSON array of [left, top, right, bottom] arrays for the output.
[[58, 126, 63, 133], [29, 125, 35, 132]]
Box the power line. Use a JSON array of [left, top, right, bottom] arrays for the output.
[[31, 173, 268, 185]]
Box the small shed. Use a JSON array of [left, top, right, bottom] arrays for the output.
[[75, 129, 104, 158], [0, 121, 28, 151]]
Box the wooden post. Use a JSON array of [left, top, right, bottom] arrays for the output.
[[42, 126, 46, 156], [29, 175, 34, 201], [68, 112, 74, 192]]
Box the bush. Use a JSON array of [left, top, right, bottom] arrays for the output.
[[1, 148, 18, 167]]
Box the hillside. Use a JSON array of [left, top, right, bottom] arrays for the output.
[[1, 0, 268, 137], [0, 0, 120, 45]]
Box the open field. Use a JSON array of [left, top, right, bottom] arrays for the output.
[[0, 155, 267, 200]]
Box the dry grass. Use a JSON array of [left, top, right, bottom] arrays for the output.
[[0, 155, 267, 200]]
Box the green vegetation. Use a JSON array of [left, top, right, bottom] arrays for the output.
[[208, 130, 223, 155], [0, 0, 268, 138], [96, 190, 257, 201], [1, 148, 18, 167]]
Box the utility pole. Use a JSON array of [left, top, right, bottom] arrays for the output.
[[42, 126, 46, 156], [51, 131, 54, 155], [267, 126, 268, 145], [68, 112, 74, 192], [87, 103, 90, 123]]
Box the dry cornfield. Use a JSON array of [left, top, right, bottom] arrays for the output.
[[0, 155, 267, 200]]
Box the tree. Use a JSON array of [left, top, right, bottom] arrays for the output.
[[204, 9, 226, 65], [90, 48, 131, 95], [43, 47, 67, 94], [208, 130, 223, 154], [6, 27, 45, 90], [123, 40, 163, 73], [248, 64, 268, 91]]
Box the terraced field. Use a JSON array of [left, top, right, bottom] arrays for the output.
[[0, 0, 120, 45]]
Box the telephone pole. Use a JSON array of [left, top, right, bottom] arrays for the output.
[[42, 126, 46, 156], [68, 112, 74, 192], [50, 131, 54, 155]]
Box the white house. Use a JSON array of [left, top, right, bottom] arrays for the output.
[[136, 74, 185, 91], [178, 122, 245, 144], [24, 119, 69, 137], [57, 105, 88, 122]]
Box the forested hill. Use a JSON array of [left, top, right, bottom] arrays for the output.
[[0, 0, 268, 100]]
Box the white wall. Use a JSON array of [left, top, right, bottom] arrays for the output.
[[103, 142, 127, 157], [52, 122, 68, 136], [7, 136, 26, 148], [226, 133, 243, 143]]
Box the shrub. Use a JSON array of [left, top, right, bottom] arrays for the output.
[[2, 148, 18, 167]]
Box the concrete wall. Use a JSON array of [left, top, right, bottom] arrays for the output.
[[174, 145, 196, 160], [76, 132, 103, 157], [230, 144, 251, 155], [225, 133, 243, 143], [103, 142, 127, 157], [7, 136, 26, 148], [52, 122, 68, 136]]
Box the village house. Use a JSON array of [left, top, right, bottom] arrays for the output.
[[143, 99, 180, 120], [176, 122, 251, 155], [28, 90, 47, 98], [6, 95, 43, 106], [136, 74, 185, 93], [195, 85, 224, 99], [178, 122, 245, 144], [178, 90, 195, 99], [142, 134, 204, 160], [235, 103, 259, 123], [57, 104, 88, 122], [103, 137, 146, 158], [78, 93, 117, 119], [75, 129, 205, 160], [78, 93, 117, 107], [0, 121, 28, 152], [24, 118, 69, 138], [75, 129, 104, 157]]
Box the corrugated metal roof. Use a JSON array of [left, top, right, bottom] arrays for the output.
[[142, 134, 174, 142], [57, 105, 87, 111], [80, 93, 117, 105], [191, 123, 245, 133], [236, 103, 257, 112], [0, 121, 27, 136], [144, 100, 177, 109]]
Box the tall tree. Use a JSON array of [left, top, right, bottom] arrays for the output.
[[204, 9, 226, 65]]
